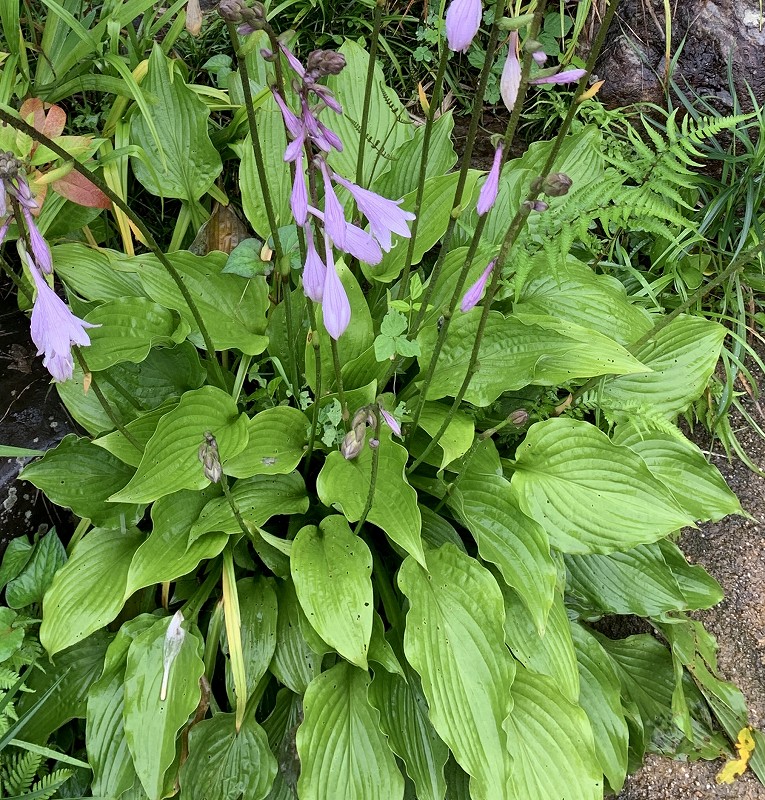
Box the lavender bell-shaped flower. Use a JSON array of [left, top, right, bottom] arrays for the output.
[[307, 205, 382, 265], [272, 89, 303, 139], [460, 259, 496, 312], [319, 161, 347, 249], [291, 153, 308, 226], [530, 68, 587, 85], [321, 237, 351, 340], [445, 0, 482, 53], [379, 408, 401, 437], [22, 207, 53, 274], [476, 143, 503, 216], [331, 173, 415, 252], [28, 258, 98, 382], [500, 32, 521, 112], [302, 225, 326, 302]]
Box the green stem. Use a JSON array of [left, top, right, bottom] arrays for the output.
[[0, 256, 32, 303], [182, 560, 223, 622], [353, 415, 382, 534], [73, 348, 142, 451], [396, 44, 450, 303], [330, 337, 349, 427], [0, 108, 227, 392], [355, 0, 384, 186], [303, 300, 323, 471]]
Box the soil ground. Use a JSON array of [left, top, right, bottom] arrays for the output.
[[618, 373, 765, 798]]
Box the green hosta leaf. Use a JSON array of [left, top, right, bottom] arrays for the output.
[[565, 539, 722, 617], [180, 713, 276, 800], [296, 661, 404, 800], [612, 421, 741, 521], [368, 614, 404, 676], [0, 607, 24, 661], [369, 171, 481, 283], [238, 101, 291, 240], [124, 615, 205, 800], [593, 315, 727, 418], [0, 537, 34, 591], [449, 440, 555, 633], [130, 44, 222, 201], [83, 297, 184, 371], [657, 538, 723, 610], [417, 310, 648, 406], [94, 402, 178, 467], [368, 664, 449, 800], [503, 665, 602, 800], [20, 435, 139, 525], [56, 343, 205, 436], [305, 260, 374, 392], [124, 250, 269, 354], [291, 517, 373, 669], [325, 39, 412, 185], [125, 486, 226, 595], [53, 243, 145, 301], [419, 505, 466, 552], [223, 407, 309, 478], [514, 255, 651, 346], [269, 579, 322, 694], [87, 616, 158, 800], [415, 402, 474, 470], [502, 588, 579, 704], [17, 631, 112, 744], [41, 528, 143, 656], [372, 111, 457, 199], [399, 545, 515, 799], [189, 472, 308, 540], [110, 386, 249, 504], [511, 418, 694, 554], [5, 529, 67, 610], [226, 577, 278, 700], [570, 624, 629, 792], [317, 430, 425, 567]]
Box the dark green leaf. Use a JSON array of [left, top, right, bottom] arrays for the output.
[[5, 530, 67, 610]]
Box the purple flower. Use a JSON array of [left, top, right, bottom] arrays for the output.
[[460, 259, 496, 312], [0, 185, 6, 218], [500, 32, 521, 112], [302, 225, 325, 302], [532, 50, 547, 65], [307, 205, 382, 265], [279, 43, 306, 78], [445, 0, 482, 53], [272, 90, 303, 139], [320, 161, 347, 249], [476, 143, 503, 216], [312, 84, 343, 114], [0, 218, 10, 249], [291, 153, 308, 225], [318, 120, 343, 152], [379, 408, 401, 437], [322, 237, 351, 340], [301, 99, 331, 152], [284, 131, 306, 163], [28, 260, 98, 382], [530, 68, 587, 85], [22, 207, 53, 274], [331, 172, 415, 252]]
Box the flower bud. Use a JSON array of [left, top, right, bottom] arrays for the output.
[[541, 172, 572, 197], [218, 0, 245, 21], [522, 199, 549, 212], [341, 428, 365, 460], [306, 50, 347, 78], [0, 151, 20, 180], [509, 409, 529, 426], [198, 431, 222, 483]]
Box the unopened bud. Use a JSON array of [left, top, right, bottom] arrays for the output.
[[541, 172, 572, 197], [218, 0, 245, 21], [341, 428, 365, 460], [198, 431, 222, 483], [306, 50, 346, 77], [522, 199, 549, 212], [351, 406, 370, 430], [509, 409, 529, 426], [0, 151, 20, 180], [369, 438, 380, 449], [260, 47, 275, 59]]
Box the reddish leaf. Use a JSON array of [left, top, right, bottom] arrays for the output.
[[19, 98, 45, 131], [42, 104, 67, 140], [52, 170, 111, 209]]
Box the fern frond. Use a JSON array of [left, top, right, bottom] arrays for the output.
[[4, 751, 41, 795], [21, 768, 74, 800]]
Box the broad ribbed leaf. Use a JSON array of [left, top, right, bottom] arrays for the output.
[[570, 623, 629, 791], [291, 517, 373, 668], [296, 661, 404, 800], [368, 664, 448, 800], [269, 580, 322, 694], [612, 422, 741, 521], [110, 387, 249, 504], [511, 418, 693, 553], [325, 39, 411, 185], [448, 440, 555, 633], [416, 402, 474, 470], [317, 430, 425, 566], [5, 530, 66, 610], [399, 545, 515, 800], [417, 310, 648, 406], [53, 243, 145, 300], [20, 434, 139, 526], [502, 588, 579, 704], [503, 666, 602, 800], [180, 713, 276, 800], [238, 101, 291, 239], [514, 256, 651, 345], [87, 616, 157, 800], [124, 616, 204, 800], [372, 111, 456, 199], [126, 486, 226, 595], [594, 315, 727, 418], [223, 407, 309, 478], [189, 472, 308, 540], [41, 528, 143, 655], [130, 44, 222, 201], [94, 402, 177, 467], [83, 297, 183, 370]]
